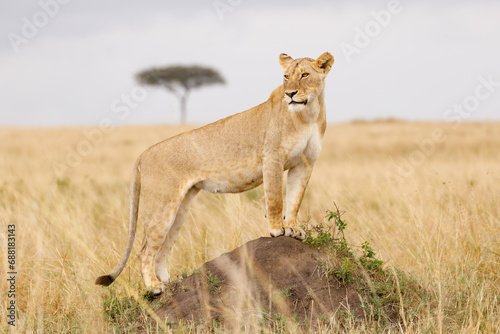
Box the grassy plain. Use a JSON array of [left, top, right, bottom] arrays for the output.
[[0, 121, 499, 332]]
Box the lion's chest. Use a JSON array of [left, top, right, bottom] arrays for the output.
[[283, 124, 322, 170]]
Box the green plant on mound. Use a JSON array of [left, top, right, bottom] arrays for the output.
[[208, 273, 224, 294], [304, 204, 384, 278], [303, 204, 431, 327], [335, 259, 354, 284], [360, 240, 384, 270], [304, 204, 351, 255]]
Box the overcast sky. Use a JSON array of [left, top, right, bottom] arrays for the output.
[[0, 0, 499, 126]]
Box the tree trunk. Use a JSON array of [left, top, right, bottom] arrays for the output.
[[179, 91, 189, 124]]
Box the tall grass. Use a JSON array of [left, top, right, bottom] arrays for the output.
[[0, 122, 499, 332]]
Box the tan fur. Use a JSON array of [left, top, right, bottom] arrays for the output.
[[95, 52, 334, 294]]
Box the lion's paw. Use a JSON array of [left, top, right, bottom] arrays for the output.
[[270, 227, 306, 240], [148, 282, 167, 296], [283, 227, 295, 237], [283, 227, 307, 241], [269, 227, 285, 237], [293, 229, 307, 241]]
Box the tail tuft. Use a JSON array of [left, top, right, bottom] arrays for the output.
[[95, 275, 115, 286]]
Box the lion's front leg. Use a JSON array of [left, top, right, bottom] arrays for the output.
[[263, 157, 286, 237], [284, 159, 314, 240]]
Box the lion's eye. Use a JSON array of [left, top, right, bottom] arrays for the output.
[[301, 73, 309, 78], [284, 74, 289, 80]]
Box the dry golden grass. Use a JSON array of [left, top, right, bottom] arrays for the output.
[[1, 121, 499, 332]]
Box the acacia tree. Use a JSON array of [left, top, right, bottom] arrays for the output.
[[136, 65, 225, 124]]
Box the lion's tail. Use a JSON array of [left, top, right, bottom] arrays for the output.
[[95, 156, 142, 287]]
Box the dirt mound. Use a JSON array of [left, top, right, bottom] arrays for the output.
[[154, 236, 365, 329]]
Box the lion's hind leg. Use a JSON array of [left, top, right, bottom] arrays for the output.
[[139, 189, 187, 295], [154, 187, 199, 283]]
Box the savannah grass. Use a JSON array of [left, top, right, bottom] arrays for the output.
[[0, 121, 499, 332]]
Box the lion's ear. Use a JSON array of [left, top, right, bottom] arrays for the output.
[[279, 53, 294, 69], [314, 52, 334, 74]]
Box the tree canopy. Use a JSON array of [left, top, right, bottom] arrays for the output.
[[136, 65, 225, 123]]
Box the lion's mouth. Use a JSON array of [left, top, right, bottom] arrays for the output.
[[289, 99, 308, 105]]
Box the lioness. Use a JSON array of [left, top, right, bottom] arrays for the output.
[[96, 52, 334, 294]]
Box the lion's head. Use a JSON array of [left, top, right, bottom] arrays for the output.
[[279, 52, 334, 112]]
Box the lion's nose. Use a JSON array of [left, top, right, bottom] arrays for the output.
[[285, 90, 298, 98]]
